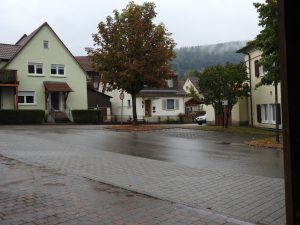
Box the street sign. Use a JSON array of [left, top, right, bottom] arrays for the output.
[[222, 100, 228, 106]]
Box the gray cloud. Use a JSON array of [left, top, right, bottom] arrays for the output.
[[0, 0, 264, 55]]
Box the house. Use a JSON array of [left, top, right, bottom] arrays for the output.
[[237, 45, 282, 129], [182, 76, 205, 115], [0, 22, 88, 122], [204, 45, 282, 128], [75, 56, 112, 121], [107, 74, 186, 123]]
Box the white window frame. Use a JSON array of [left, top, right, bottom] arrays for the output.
[[259, 65, 264, 77], [51, 64, 66, 77], [18, 91, 36, 105], [162, 99, 179, 110], [261, 104, 268, 123], [28, 63, 44, 76], [269, 104, 276, 124], [43, 40, 49, 49]]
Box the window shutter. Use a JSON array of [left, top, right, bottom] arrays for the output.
[[276, 103, 281, 125], [162, 100, 166, 110], [175, 99, 179, 110], [257, 105, 261, 123], [254, 60, 259, 77]]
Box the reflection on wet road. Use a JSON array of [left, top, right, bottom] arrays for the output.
[[1, 126, 284, 178]]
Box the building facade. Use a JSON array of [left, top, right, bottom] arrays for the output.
[[237, 46, 282, 129], [0, 23, 88, 122]]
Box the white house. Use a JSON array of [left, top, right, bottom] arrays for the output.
[[237, 45, 282, 129], [107, 75, 186, 123], [182, 76, 206, 115]]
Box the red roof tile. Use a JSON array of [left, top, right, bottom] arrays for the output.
[[75, 56, 95, 72], [0, 44, 21, 59]]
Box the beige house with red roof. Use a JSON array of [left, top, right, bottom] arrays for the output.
[[182, 76, 205, 115], [0, 22, 87, 122]]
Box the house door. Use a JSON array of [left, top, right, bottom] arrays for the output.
[[145, 100, 151, 117], [51, 92, 60, 110]]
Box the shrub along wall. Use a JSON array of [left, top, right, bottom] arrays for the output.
[[72, 110, 101, 124], [0, 110, 45, 124]]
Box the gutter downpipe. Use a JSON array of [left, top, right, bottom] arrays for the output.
[[247, 53, 254, 127]]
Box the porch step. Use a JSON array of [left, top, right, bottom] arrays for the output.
[[54, 111, 70, 123]]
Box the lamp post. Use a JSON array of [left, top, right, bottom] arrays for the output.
[[222, 99, 228, 128], [119, 91, 124, 124]]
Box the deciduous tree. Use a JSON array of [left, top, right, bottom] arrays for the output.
[[87, 1, 176, 125], [198, 63, 249, 128], [253, 0, 280, 142]]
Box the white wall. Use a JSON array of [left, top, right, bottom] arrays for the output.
[[106, 89, 185, 122], [246, 49, 282, 129]]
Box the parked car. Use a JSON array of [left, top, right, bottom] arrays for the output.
[[195, 114, 206, 125]]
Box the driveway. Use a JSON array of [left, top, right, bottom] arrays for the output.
[[0, 125, 285, 225]]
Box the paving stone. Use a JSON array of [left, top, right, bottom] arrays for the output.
[[0, 127, 285, 225]]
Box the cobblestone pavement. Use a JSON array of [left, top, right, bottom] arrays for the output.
[[0, 155, 254, 225], [0, 126, 286, 225], [146, 128, 268, 144]]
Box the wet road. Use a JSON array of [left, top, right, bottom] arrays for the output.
[[0, 125, 284, 178]]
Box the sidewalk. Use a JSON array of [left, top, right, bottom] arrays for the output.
[[0, 155, 253, 225], [0, 127, 285, 225]]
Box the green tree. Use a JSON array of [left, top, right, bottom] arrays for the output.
[[87, 1, 176, 125], [198, 63, 249, 128], [187, 86, 200, 100], [253, 0, 280, 142]]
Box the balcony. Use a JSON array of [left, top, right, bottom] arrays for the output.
[[0, 69, 18, 85]]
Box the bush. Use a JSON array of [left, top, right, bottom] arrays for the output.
[[0, 110, 45, 124], [71, 110, 101, 124]]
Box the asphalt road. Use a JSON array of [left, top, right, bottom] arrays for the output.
[[0, 125, 284, 178]]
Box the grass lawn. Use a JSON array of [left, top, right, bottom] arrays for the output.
[[245, 135, 283, 149], [181, 125, 277, 135], [183, 125, 283, 149]]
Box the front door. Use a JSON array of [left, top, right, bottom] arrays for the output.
[[145, 100, 151, 117], [51, 92, 60, 110]]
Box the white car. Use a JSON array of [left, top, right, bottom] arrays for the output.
[[195, 114, 206, 125]]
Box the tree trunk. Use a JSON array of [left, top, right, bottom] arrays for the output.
[[274, 82, 280, 143], [132, 94, 138, 126]]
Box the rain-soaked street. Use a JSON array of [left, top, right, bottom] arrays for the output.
[[0, 125, 285, 225], [0, 125, 283, 178]]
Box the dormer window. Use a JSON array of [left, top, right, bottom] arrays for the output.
[[166, 79, 173, 88], [43, 40, 49, 49]]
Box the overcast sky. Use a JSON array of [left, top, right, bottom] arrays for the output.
[[0, 0, 264, 56]]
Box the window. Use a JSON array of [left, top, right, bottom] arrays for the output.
[[43, 40, 49, 49], [269, 104, 276, 124], [261, 104, 268, 123], [51, 64, 65, 76], [166, 79, 173, 88], [128, 100, 131, 108], [28, 63, 43, 75], [167, 99, 174, 109], [254, 60, 264, 77], [258, 104, 281, 124], [18, 91, 35, 105], [162, 99, 179, 110]]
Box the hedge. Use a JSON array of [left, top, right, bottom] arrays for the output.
[[71, 110, 101, 124], [0, 110, 45, 124]]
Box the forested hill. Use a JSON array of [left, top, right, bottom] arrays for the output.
[[171, 41, 247, 78]]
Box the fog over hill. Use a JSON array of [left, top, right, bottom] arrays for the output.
[[171, 41, 247, 78]]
